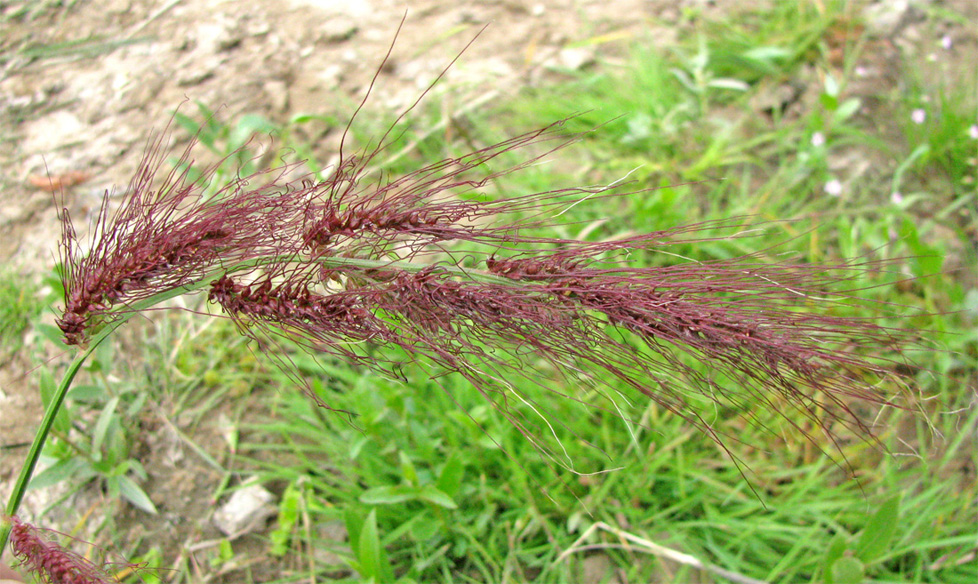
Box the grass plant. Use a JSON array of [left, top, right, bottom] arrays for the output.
[[2, 3, 975, 584]]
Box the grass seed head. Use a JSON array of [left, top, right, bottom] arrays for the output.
[[55, 35, 924, 467], [5, 516, 119, 584]]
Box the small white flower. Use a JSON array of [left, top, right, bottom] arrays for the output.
[[911, 109, 926, 124], [854, 66, 869, 78], [824, 179, 843, 197], [891, 191, 903, 204], [941, 35, 952, 50], [811, 132, 825, 147], [969, 125, 978, 139]]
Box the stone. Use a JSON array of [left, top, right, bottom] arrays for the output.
[[212, 481, 276, 537]]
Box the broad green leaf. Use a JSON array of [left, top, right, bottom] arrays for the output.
[[409, 513, 438, 541], [270, 482, 302, 556], [398, 451, 418, 486], [91, 395, 120, 456], [822, 533, 849, 584], [36, 323, 66, 347], [360, 485, 417, 505], [128, 459, 148, 481], [67, 384, 108, 402], [126, 391, 147, 417], [830, 556, 865, 584], [28, 457, 91, 490], [289, 112, 338, 125], [706, 78, 750, 91], [855, 495, 900, 563], [435, 454, 465, 498], [742, 46, 790, 63], [349, 436, 370, 460], [899, 219, 943, 277], [172, 111, 201, 137], [417, 485, 457, 510], [824, 73, 840, 98], [117, 474, 159, 514], [344, 506, 365, 552], [218, 539, 233, 563], [833, 98, 862, 123], [230, 114, 276, 148], [820, 91, 838, 112], [358, 510, 382, 582], [39, 367, 71, 435]]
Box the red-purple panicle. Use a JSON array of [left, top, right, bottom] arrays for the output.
[[208, 236, 914, 457], [56, 30, 920, 460], [57, 131, 309, 346], [5, 516, 118, 584]]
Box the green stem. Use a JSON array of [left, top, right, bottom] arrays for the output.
[[0, 338, 101, 555], [0, 282, 195, 555]]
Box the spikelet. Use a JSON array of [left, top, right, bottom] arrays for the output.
[[5, 516, 118, 584]]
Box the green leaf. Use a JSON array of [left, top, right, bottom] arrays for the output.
[[128, 547, 161, 584], [435, 454, 465, 498], [409, 512, 438, 541], [822, 533, 849, 584], [360, 485, 417, 505], [833, 98, 862, 123], [67, 384, 108, 402], [106, 424, 129, 466], [830, 556, 865, 584], [230, 114, 276, 148], [357, 510, 393, 583], [91, 396, 120, 456], [398, 451, 418, 486], [417, 485, 457, 509], [172, 111, 201, 137], [126, 391, 148, 417], [898, 219, 943, 277], [117, 474, 159, 514], [823, 73, 840, 98], [28, 457, 92, 490], [39, 367, 71, 435], [349, 436, 370, 460], [288, 112, 339, 125], [105, 475, 122, 500], [270, 482, 302, 556], [669, 68, 697, 93], [36, 323, 66, 347], [819, 91, 838, 112], [128, 459, 148, 481], [218, 539, 233, 563], [344, 506, 365, 553], [855, 496, 900, 563], [706, 78, 750, 91], [87, 339, 114, 374], [742, 46, 790, 63]]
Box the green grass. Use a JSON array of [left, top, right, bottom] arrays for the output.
[[0, 268, 45, 357], [19, 2, 976, 583], [218, 4, 974, 581], [264, 4, 972, 582]]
